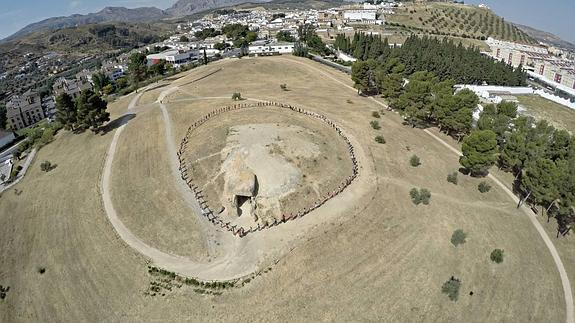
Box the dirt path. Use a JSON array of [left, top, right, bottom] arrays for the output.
[[278, 56, 573, 323], [422, 128, 575, 323], [99, 72, 377, 281]]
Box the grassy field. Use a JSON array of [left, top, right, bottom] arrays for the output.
[[0, 56, 570, 321], [386, 2, 536, 44], [517, 94, 575, 132]]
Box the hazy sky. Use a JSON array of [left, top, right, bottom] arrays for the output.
[[1, 0, 574, 43], [465, 0, 575, 44]]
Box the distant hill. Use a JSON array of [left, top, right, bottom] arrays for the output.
[[514, 23, 575, 51], [166, 0, 271, 17], [2, 7, 170, 42]]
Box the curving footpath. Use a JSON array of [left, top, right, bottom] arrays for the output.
[[278, 56, 573, 323], [176, 101, 359, 237], [99, 75, 376, 282]]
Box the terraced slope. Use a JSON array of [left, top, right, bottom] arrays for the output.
[[387, 2, 537, 44]]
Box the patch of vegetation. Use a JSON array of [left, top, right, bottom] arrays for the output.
[[460, 130, 498, 176], [56, 90, 109, 133], [370, 120, 381, 130], [478, 181, 491, 193], [40, 161, 57, 172], [410, 187, 431, 205], [442, 276, 461, 301], [447, 172, 458, 185], [451, 229, 467, 247], [375, 135, 386, 144], [232, 92, 243, 101], [490, 249, 504, 263], [0, 284, 9, 300], [410, 155, 421, 167]]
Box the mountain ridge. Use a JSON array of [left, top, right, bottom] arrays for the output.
[[1, 6, 170, 43], [514, 23, 575, 51]]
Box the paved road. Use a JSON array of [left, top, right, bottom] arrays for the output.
[[0, 139, 26, 159], [0, 148, 37, 194]]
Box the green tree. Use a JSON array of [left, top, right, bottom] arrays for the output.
[[520, 158, 560, 210], [410, 155, 421, 167], [293, 42, 308, 57], [395, 71, 437, 126], [490, 249, 504, 263], [55, 93, 77, 130], [128, 52, 148, 88], [179, 35, 189, 42], [150, 60, 166, 76], [0, 104, 6, 129], [214, 42, 230, 51], [377, 58, 405, 99], [442, 276, 461, 301], [460, 130, 498, 176], [351, 60, 378, 95], [276, 31, 296, 42], [92, 72, 111, 94], [116, 77, 128, 89], [451, 229, 467, 246], [75, 90, 110, 133], [434, 88, 478, 140]]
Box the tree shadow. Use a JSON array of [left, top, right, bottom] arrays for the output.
[[99, 113, 136, 135]]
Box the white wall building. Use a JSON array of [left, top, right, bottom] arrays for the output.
[[343, 9, 376, 21], [147, 50, 198, 66], [249, 42, 294, 55]]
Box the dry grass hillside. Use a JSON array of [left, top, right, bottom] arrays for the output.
[[0, 56, 571, 321]]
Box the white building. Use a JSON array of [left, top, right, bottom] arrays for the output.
[[146, 50, 198, 66], [248, 42, 294, 55], [343, 9, 376, 21]]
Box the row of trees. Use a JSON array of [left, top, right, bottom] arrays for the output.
[[352, 63, 479, 140], [55, 90, 110, 133], [354, 60, 574, 236], [297, 24, 331, 56], [344, 34, 526, 86], [457, 104, 575, 236]]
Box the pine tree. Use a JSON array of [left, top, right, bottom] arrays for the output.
[[76, 90, 110, 133], [460, 130, 499, 176], [55, 93, 77, 131]]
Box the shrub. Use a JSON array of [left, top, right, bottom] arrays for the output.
[[280, 84, 288, 91], [370, 120, 381, 130], [419, 188, 431, 205], [451, 229, 467, 247], [478, 181, 491, 193], [40, 161, 56, 172], [231, 92, 242, 101], [447, 172, 458, 185], [410, 155, 421, 167], [409, 188, 421, 204], [490, 249, 504, 263], [372, 111, 381, 118], [38, 267, 46, 274], [375, 135, 386, 144], [442, 276, 461, 301]]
